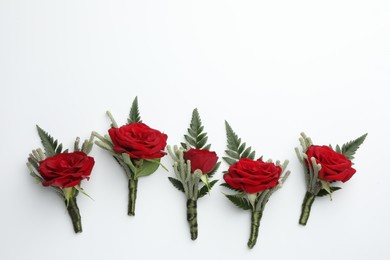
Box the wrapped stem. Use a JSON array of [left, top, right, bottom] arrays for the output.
[[128, 178, 138, 216], [66, 197, 82, 233], [186, 199, 198, 240], [299, 191, 316, 225], [247, 210, 263, 249]]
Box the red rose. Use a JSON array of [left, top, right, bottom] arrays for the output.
[[38, 152, 95, 188], [306, 145, 356, 182], [108, 122, 168, 159], [223, 158, 281, 194], [183, 148, 218, 174]]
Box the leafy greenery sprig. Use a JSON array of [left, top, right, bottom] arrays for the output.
[[295, 132, 368, 199], [170, 108, 220, 193], [26, 125, 94, 233], [296, 132, 367, 225], [168, 108, 220, 240], [128, 96, 142, 124], [93, 97, 164, 180], [27, 125, 94, 199], [222, 121, 290, 248], [181, 108, 211, 150], [93, 97, 166, 216], [223, 121, 255, 166]]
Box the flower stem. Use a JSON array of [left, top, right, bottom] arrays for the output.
[[299, 191, 316, 225], [128, 178, 138, 216], [66, 197, 82, 233], [247, 210, 263, 249], [186, 199, 198, 240]]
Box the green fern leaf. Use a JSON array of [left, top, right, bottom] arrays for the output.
[[241, 146, 252, 158], [207, 161, 221, 178], [335, 144, 342, 154], [238, 142, 246, 154], [224, 121, 256, 164], [36, 125, 62, 157], [222, 157, 237, 166], [55, 143, 63, 154], [197, 136, 208, 148], [184, 135, 197, 147], [225, 194, 251, 210], [225, 150, 240, 159], [220, 182, 242, 192], [341, 133, 367, 160], [198, 133, 207, 141], [248, 151, 256, 160], [168, 177, 185, 193], [198, 179, 218, 198], [184, 108, 210, 149], [225, 121, 241, 153], [127, 96, 142, 124]]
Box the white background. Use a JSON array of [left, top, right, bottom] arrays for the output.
[[1, 0, 389, 259]]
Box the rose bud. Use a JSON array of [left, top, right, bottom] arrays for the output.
[[183, 148, 218, 174]]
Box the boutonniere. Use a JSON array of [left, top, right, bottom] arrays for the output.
[[221, 122, 290, 249], [93, 97, 168, 216], [26, 126, 95, 233], [167, 109, 220, 240], [295, 132, 367, 225]]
